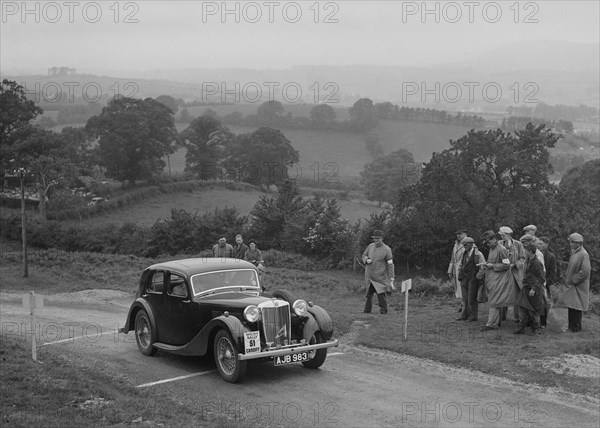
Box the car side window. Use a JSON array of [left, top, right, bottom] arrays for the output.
[[168, 273, 187, 298], [147, 271, 164, 294]]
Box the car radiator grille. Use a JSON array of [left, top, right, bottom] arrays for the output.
[[259, 301, 291, 348]]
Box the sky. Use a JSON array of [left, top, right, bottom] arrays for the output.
[[1, 0, 599, 75]]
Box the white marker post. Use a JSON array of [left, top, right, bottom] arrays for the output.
[[22, 291, 44, 361], [401, 279, 412, 340]]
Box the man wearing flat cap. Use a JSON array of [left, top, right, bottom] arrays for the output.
[[557, 233, 591, 332], [480, 230, 517, 331], [457, 237, 486, 322], [448, 228, 468, 312], [362, 230, 395, 314], [523, 225, 537, 236]]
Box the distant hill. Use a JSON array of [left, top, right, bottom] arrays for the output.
[[4, 40, 597, 109]]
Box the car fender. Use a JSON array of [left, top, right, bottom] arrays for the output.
[[302, 312, 320, 342], [120, 298, 157, 335], [307, 305, 334, 340], [184, 315, 249, 356]]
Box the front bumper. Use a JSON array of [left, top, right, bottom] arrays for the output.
[[237, 339, 339, 361]]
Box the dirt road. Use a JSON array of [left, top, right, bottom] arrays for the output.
[[1, 291, 598, 427]]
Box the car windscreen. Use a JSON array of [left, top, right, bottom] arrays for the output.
[[190, 269, 260, 295]]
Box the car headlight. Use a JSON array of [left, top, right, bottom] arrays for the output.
[[243, 305, 260, 322], [293, 299, 308, 316]]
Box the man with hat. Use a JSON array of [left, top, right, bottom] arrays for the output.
[[499, 226, 526, 323], [362, 230, 395, 314], [523, 225, 538, 236], [456, 237, 486, 322], [448, 228, 468, 312], [480, 230, 517, 331], [557, 233, 591, 332]]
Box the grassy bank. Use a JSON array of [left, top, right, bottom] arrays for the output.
[[0, 334, 213, 427]]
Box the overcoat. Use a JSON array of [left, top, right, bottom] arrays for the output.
[[517, 256, 545, 313], [362, 242, 394, 295], [558, 246, 591, 311]]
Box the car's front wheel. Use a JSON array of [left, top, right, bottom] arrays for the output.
[[302, 331, 327, 369], [214, 329, 247, 383], [135, 309, 157, 356]]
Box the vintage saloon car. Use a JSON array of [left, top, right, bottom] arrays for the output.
[[120, 258, 338, 383]]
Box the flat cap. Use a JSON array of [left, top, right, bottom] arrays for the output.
[[462, 237, 474, 244], [523, 224, 537, 232], [455, 228, 467, 234], [498, 226, 513, 234], [481, 230, 496, 241], [568, 233, 584, 243]]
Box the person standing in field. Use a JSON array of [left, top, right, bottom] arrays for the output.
[[233, 234, 249, 260], [537, 236, 558, 328], [212, 236, 233, 258], [498, 226, 525, 323], [480, 230, 518, 331], [456, 237, 486, 322], [557, 233, 591, 333], [448, 228, 467, 313], [362, 230, 395, 315], [514, 241, 545, 335]]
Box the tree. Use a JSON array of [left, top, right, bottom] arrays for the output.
[[256, 100, 284, 124], [85, 97, 178, 183], [224, 127, 299, 187], [0, 79, 43, 148], [309, 104, 336, 127], [155, 95, 178, 114], [349, 98, 378, 131], [249, 179, 306, 249], [181, 114, 232, 179], [302, 193, 350, 257], [407, 124, 558, 229], [178, 107, 191, 123], [361, 149, 418, 206], [9, 127, 68, 219]]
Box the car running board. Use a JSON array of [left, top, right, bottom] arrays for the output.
[[153, 342, 187, 352]]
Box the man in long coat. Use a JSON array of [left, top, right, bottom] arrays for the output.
[[557, 233, 591, 332], [456, 237, 485, 322], [362, 230, 395, 314], [480, 230, 518, 331], [448, 229, 467, 311], [498, 226, 525, 322]]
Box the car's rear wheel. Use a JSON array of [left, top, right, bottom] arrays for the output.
[[302, 331, 327, 369], [135, 309, 157, 356], [214, 329, 247, 383]]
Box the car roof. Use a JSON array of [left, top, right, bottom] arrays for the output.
[[146, 258, 258, 277]]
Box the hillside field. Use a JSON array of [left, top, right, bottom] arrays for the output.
[[60, 187, 386, 228], [171, 119, 475, 178]]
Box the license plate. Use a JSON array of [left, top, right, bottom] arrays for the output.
[[274, 351, 309, 366]]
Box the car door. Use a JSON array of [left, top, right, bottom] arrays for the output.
[[142, 270, 167, 341], [162, 272, 197, 345]]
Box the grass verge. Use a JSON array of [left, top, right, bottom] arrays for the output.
[[0, 333, 215, 427]]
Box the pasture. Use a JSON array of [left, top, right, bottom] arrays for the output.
[[61, 186, 386, 227], [172, 119, 475, 178]]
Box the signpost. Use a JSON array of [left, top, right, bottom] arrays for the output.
[[401, 279, 412, 340], [22, 291, 44, 361]]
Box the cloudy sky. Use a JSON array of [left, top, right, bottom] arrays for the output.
[[1, 0, 599, 74]]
